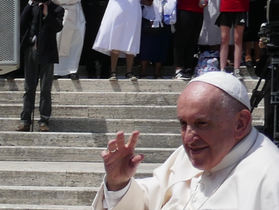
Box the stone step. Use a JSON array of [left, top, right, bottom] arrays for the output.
[[0, 91, 179, 105], [0, 78, 264, 93], [0, 91, 266, 108], [0, 79, 187, 92], [0, 186, 96, 206], [0, 161, 159, 187], [0, 118, 264, 133], [0, 204, 91, 210], [0, 104, 177, 119], [0, 146, 175, 163], [0, 103, 265, 120], [78, 64, 257, 78], [0, 132, 182, 148], [0, 118, 180, 133]]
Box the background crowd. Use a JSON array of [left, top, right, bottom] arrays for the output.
[[1, 0, 267, 81]]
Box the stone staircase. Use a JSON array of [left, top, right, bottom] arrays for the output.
[[0, 70, 264, 209]]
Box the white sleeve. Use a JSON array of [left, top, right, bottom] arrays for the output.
[[103, 178, 132, 210]]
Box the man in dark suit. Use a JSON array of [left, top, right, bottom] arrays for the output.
[[17, 0, 64, 132]]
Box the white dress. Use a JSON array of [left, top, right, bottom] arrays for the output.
[[53, 0, 85, 76], [93, 0, 142, 58]]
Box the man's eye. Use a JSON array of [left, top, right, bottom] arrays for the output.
[[180, 121, 187, 128], [197, 122, 208, 127]]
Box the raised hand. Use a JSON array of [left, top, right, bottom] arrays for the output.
[[102, 130, 144, 191]]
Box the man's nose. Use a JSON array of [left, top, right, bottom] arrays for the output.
[[182, 125, 196, 143]]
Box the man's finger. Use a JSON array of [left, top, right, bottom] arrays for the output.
[[107, 139, 118, 153], [127, 130, 140, 150], [116, 131, 125, 149]]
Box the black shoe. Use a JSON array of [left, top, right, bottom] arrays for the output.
[[53, 75, 63, 80], [245, 61, 254, 68], [125, 72, 137, 81], [70, 73, 79, 80]]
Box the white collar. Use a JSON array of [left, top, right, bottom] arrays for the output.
[[210, 127, 258, 173]]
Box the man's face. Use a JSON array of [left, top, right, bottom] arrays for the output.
[[177, 82, 239, 171]]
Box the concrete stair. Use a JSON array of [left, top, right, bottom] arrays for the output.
[[0, 70, 264, 209]]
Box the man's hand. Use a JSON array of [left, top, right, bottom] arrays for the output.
[[199, 0, 208, 8], [39, 2, 48, 17], [102, 131, 144, 191]]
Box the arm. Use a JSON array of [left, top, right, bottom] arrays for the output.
[[103, 131, 144, 191], [42, 2, 64, 33], [20, 3, 33, 37]]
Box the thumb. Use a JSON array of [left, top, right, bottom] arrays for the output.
[[130, 154, 144, 167]]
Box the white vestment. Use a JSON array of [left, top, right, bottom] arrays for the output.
[[53, 0, 85, 76], [92, 128, 279, 209], [93, 0, 142, 58]]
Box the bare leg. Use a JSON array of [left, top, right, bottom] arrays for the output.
[[154, 62, 162, 78], [140, 60, 148, 78], [220, 26, 231, 70], [253, 41, 261, 63], [126, 54, 137, 81], [245, 41, 253, 62], [233, 25, 245, 70], [126, 54, 134, 73], [111, 50, 120, 73]]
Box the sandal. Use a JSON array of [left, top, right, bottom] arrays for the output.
[[109, 72, 117, 81], [125, 72, 137, 81]]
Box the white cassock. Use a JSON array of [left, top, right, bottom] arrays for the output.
[[53, 0, 85, 76], [92, 128, 279, 210], [93, 0, 142, 58]]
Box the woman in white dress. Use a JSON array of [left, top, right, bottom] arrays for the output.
[[52, 0, 85, 79], [93, 0, 142, 81]]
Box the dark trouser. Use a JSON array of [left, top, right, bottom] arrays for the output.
[[21, 46, 54, 125], [174, 10, 203, 75]]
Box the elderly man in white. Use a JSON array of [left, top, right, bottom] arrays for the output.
[[92, 72, 279, 210]]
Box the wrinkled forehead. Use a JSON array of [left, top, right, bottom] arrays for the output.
[[178, 82, 224, 109], [180, 82, 221, 99]]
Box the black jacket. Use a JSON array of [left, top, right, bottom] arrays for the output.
[[21, 1, 64, 64]]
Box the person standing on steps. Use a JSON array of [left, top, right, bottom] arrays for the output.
[[80, 0, 110, 79], [215, 0, 250, 78], [92, 0, 142, 81], [16, 0, 64, 132], [52, 0, 86, 80], [173, 0, 208, 80]]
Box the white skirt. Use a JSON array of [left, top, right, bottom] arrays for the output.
[[93, 0, 142, 58]]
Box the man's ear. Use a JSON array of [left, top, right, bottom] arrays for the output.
[[234, 109, 252, 141]]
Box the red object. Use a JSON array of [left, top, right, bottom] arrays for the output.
[[220, 0, 250, 12], [177, 0, 203, 13]]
